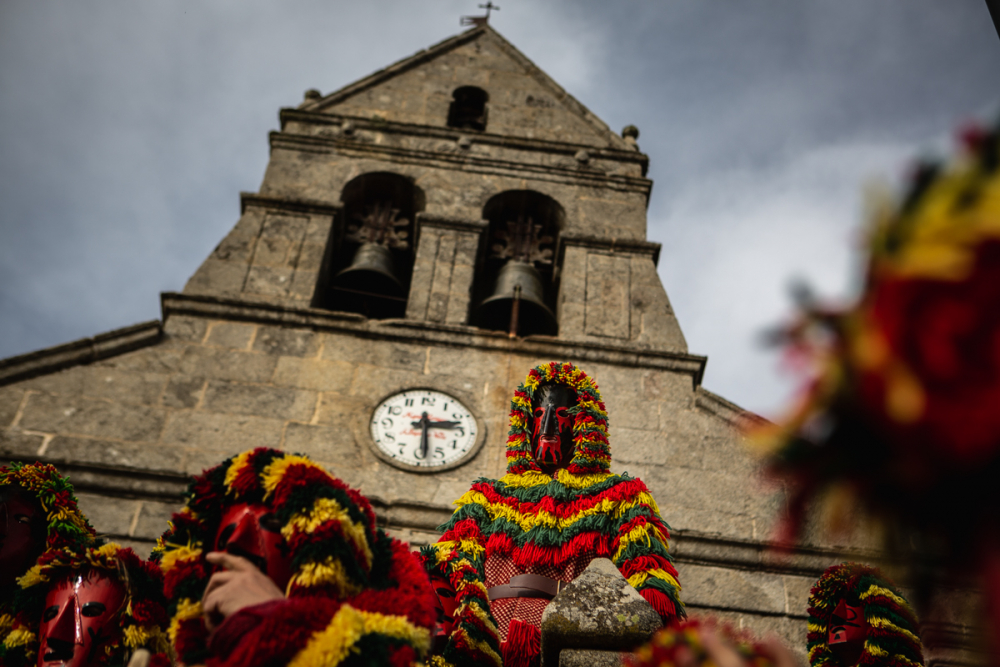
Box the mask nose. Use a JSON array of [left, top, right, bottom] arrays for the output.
[[226, 509, 263, 558], [539, 407, 560, 437], [48, 596, 82, 645]]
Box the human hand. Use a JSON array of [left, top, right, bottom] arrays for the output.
[[202, 552, 285, 631]]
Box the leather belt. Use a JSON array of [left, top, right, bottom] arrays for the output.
[[488, 574, 565, 601]]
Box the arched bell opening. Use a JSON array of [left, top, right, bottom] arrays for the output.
[[469, 190, 563, 337], [447, 86, 489, 132], [313, 172, 423, 319]]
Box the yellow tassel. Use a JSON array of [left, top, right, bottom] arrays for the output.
[[261, 454, 316, 499], [223, 450, 255, 494]]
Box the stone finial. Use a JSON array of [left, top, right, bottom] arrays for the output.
[[540, 558, 662, 667], [304, 88, 322, 101], [621, 125, 640, 151]]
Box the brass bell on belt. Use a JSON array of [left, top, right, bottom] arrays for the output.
[[329, 243, 406, 318], [472, 260, 557, 337]]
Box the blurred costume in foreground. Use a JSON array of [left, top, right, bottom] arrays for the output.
[[422, 362, 683, 667], [156, 447, 437, 667], [754, 120, 1000, 649], [1, 462, 96, 647], [807, 563, 923, 667], [1, 542, 171, 667], [626, 619, 779, 667]]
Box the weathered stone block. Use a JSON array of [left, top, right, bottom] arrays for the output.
[[0, 429, 43, 459], [202, 380, 316, 421], [18, 393, 166, 443], [184, 258, 248, 295], [178, 346, 278, 383], [253, 325, 320, 358], [585, 254, 631, 339], [559, 649, 627, 667], [679, 563, 786, 615], [0, 387, 25, 429], [314, 391, 374, 427], [160, 411, 286, 452], [162, 315, 208, 343], [205, 321, 256, 349], [75, 492, 139, 537], [782, 574, 815, 618], [133, 500, 178, 541], [161, 375, 206, 409], [251, 235, 293, 267], [282, 422, 363, 470], [288, 269, 318, 300], [80, 367, 168, 406], [45, 436, 185, 473], [95, 345, 184, 375], [540, 558, 661, 667], [244, 265, 293, 296], [271, 356, 353, 392]]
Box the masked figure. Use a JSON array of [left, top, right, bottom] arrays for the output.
[[1, 542, 171, 667], [156, 447, 437, 667], [807, 563, 923, 667], [1, 463, 96, 652], [422, 362, 684, 667]]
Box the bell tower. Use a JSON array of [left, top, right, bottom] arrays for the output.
[[183, 24, 687, 353]]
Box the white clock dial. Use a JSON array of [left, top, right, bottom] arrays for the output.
[[370, 389, 479, 471]]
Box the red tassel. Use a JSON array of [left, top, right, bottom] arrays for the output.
[[503, 618, 541, 667]]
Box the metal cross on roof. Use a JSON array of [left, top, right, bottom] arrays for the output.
[[461, 1, 499, 26]]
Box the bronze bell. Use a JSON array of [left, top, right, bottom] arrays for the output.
[[472, 260, 557, 337], [329, 243, 406, 318]]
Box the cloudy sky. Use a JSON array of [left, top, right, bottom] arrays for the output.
[[1, 1, 998, 417]]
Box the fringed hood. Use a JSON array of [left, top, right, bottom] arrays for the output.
[[0, 462, 96, 556], [807, 563, 923, 667], [505, 361, 611, 477], [2, 543, 171, 667], [155, 447, 430, 667]]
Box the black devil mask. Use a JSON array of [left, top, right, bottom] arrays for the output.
[[530, 384, 577, 472]]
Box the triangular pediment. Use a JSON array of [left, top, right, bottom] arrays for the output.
[[304, 26, 630, 149]]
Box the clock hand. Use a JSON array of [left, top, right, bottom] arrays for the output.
[[416, 412, 430, 459], [426, 420, 461, 429]]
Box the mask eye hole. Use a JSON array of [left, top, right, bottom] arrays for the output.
[[81, 602, 106, 618], [533, 408, 544, 418], [43, 606, 59, 622], [259, 513, 283, 533], [217, 524, 236, 550]]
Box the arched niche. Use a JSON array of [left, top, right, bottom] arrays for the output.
[[469, 190, 564, 337], [447, 86, 489, 132], [313, 172, 424, 319]]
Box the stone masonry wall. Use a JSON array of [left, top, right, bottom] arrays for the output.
[[0, 308, 916, 655]]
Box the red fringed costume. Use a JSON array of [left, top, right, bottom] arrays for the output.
[[155, 448, 438, 667], [422, 362, 684, 667]]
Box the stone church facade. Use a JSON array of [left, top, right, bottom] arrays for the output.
[[0, 25, 977, 665]]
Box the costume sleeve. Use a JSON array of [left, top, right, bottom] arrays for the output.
[[210, 539, 436, 667], [612, 484, 685, 623], [419, 507, 503, 667]]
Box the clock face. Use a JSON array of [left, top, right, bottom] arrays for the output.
[[370, 389, 479, 471]]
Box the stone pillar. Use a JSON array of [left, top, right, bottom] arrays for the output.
[[540, 558, 662, 667], [556, 237, 687, 352], [406, 214, 487, 324]]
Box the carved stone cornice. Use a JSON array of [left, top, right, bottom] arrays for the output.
[[160, 292, 707, 384], [559, 235, 662, 265], [0, 321, 162, 387], [239, 192, 343, 217]]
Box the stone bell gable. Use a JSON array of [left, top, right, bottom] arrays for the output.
[[0, 24, 977, 666]]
